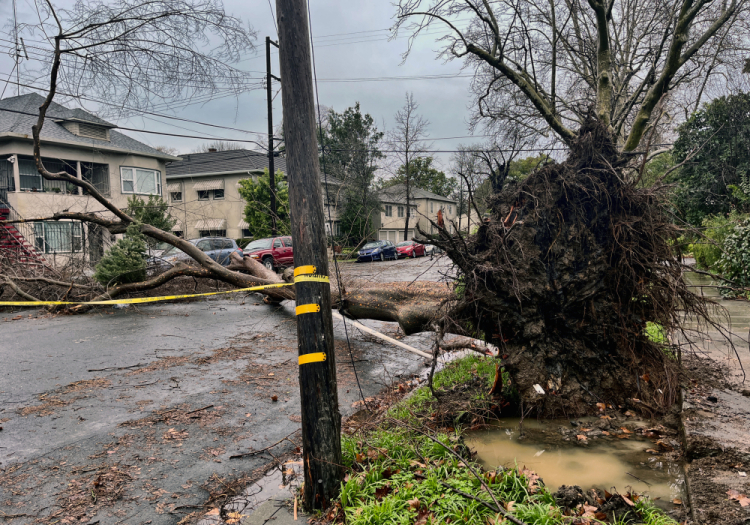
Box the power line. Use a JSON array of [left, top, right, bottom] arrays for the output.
[[0, 106, 268, 147], [3, 78, 268, 135]]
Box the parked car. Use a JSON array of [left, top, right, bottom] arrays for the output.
[[357, 240, 397, 262], [147, 241, 172, 259], [424, 244, 443, 256], [244, 236, 294, 271], [150, 237, 243, 269], [395, 240, 426, 258]]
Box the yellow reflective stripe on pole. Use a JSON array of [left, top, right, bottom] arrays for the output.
[[293, 275, 329, 284], [293, 265, 316, 277], [298, 352, 326, 365], [295, 303, 320, 315], [0, 282, 294, 307]]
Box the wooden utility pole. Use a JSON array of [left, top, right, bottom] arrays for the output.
[[266, 36, 280, 235], [275, 0, 342, 511]]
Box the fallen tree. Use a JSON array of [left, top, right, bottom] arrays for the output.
[[424, 120, 723, 416]]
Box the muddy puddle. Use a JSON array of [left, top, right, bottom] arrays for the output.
[[466, 418, 684, 510]]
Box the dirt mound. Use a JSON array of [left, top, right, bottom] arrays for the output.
[[438, 120, 711, 416]]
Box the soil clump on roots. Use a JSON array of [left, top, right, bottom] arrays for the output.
[[438, 120, 710, 416]]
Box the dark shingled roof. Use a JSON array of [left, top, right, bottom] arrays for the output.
[[0, 93, 174, 158], [166, 150, 343, 186], [166, 149, 287, 177], [379, 183, 456, 204]]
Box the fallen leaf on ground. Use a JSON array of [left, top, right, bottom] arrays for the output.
[[225, 511, 246, 524], [408, 497, 420, 510], [673, 498, 683, 505], [727, 490, 750, 507], [620, 427, 632, 434], [621, 495, 635, 506], [596, 402, 606, 411], [581, 504, 598, 517], [577, 435, 588, 441], [271, 395, 278, 402], [374, 485, 392, 500], [205, 508, 219, 516]]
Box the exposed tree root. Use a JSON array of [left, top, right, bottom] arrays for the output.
[[430, 120, 716, 416]]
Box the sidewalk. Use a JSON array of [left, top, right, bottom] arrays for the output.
[[681, 273, 750, 523]]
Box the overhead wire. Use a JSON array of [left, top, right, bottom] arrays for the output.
[[306, 1, 368, 408]]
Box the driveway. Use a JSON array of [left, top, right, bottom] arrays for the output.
[[0, 257, 447, 524]]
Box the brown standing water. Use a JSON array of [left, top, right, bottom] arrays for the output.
[[466, 418, 684, 510]]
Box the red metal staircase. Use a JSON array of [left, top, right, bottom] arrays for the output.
[[0, 202, 46, 266]]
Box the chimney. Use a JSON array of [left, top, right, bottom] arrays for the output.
[[208, 147, 217, 152]]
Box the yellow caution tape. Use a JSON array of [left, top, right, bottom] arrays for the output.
[[295, 303, 321, 315], [294, 275, 330, 284], [298, 352, 326, 365], [293, 265, 316, 277], [0, 282, 294, 307]]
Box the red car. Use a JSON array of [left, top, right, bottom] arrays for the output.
[[395, 240, 426, 258], [244, 236, 294, 271]]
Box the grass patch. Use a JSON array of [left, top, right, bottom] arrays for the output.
[[332, 354, 679, 525]]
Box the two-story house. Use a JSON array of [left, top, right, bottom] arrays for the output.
[[377, 184, 458, 242], [0, 93, 179, 267], [166, 149, 343, 240]]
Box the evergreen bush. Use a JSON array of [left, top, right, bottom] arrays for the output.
[[93, 222, 147, 286]]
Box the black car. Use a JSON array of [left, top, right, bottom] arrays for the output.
[[356, 240, 397, 262]]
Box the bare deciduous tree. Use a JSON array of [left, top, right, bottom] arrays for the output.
[[394, 0, 748, 151], [389, 92, 429, 241]]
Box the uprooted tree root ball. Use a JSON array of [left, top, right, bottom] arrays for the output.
[[434, 120, 717, 416]]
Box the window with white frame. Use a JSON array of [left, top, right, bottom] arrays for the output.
[[449, 205, 452, 215], [120, 167, 162, 195], [430, 202, 434, 213], [385, 205, 393, 217], [33, 221, 83, 253], [398, 206, 404, 218]]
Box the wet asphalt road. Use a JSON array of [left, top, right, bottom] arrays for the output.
[[0, 256, 452, 524]]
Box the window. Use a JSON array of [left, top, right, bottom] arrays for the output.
[[213, 189, 224, 200], [199, 230, 226, 238], [170, 191, 183, 202], [241, 228, 252, 238], [173, 230, 183, 238], [273, 239, 282, 248], [449, 205, 452, 215], [196, 240, 212, 251], [212, 239, 234, 250], [82, 162, 110, 196], [398, 206, 404, 218], [33, 221, 83, 253], [120, 167, 161, 195], [197, 190, 210, 201], [385, 205, 392, 217], [283, 237, 293, 247], [430, 202, 434, 213]]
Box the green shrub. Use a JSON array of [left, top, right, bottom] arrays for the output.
[[717, 216, 750, 297], [689, 212, 743, 270], [235, 238, 253, 249], [93, 223, 147, 286]]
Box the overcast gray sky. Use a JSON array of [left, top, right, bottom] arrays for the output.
[[1, 0, 484, 171]]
